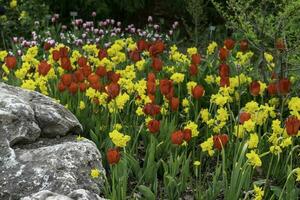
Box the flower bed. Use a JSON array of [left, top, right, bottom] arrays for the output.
[[0, 18, 299, 199]]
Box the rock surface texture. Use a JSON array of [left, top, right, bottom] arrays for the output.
[[0, 83, 106, 200]]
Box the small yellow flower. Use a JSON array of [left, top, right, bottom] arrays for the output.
[[170, 73, 185, 84], [10, 0, 17, 9], [109, 130, 131, 147], [207, 42, 218, 55], [246, 150, 262, 167], [295, 168, 300, 182], [247, 133, 259, 149], [200, 136, 214, 156], [270, 145, 282, 155], [193, 161, 201, 166], [253, 184, 264, 200], [79, 101, 86, 110], [264, 52, 273, 63], [76, 135, 84, 141], [90, 168, 100, 178]]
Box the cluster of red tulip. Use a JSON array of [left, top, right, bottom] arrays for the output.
[[171, 129, 192, 145]]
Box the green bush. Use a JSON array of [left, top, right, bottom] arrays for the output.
[[0, 0, 49, 48]]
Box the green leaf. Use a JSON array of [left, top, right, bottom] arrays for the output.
[[138, 185, 155, 200]]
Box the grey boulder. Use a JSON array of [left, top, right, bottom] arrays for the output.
[[0, 83, 106, 199]]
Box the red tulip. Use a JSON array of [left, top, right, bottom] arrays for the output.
[[96, 66, 107, 77], [240, 40, 249, 52], [213, 134, 229, 150], [88, 73, 100, 84], [129, 50, 141, 62], [147, 81, 156, 95], [148, 94, 155, 103], [107, 71, 120, 83], [59, 47, 68, 58], [219, 47, 229, 61], [271, 72, 277, 80], [61, 57, 72, 70], [219, 63, 230, 78], [5, 56, 17, 69], [143, 103, 161, 116], [61, 74, 73, 86], [267, 83, 277, 96], [82, 66, 92, 77], [151, 57, 163, 71], [68, 82, 78, 94], [147, 119, 160, 133], [276, 38, 285, 51], [189, 64, 198, 76], [159, 79, 173, 96], [170, 97, 179, 111], [52, 50, 60, 61], [74, 69, 85, 82], [98, 49, 108, 60], [79, 82, 88, 92], [57, 81, 66, 92], [220, 76, 230, 87], [38, 60, 51, 76], [43, 42, 53, 51], [278, 78, 291, 95], [90, 82, 101, 91], [239, 112, 251, 124], [192, 85, 205, 99], [147, 72, 156, 82], [137, 39, 149, 51], [106, 148, 120, 165], [285, 116, 300, 136], [250, 81, 260, 96], [183, 129, 192, 142], [171, 130, 184, 145], [106, 83, 120, 99], [149, 40, 165, 56], [77, 56, 88, 68], [191, 53, 201, 65], [224, 38, 235, 50]]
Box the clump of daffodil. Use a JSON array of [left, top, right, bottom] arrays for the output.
[[184, 121, 199, 137], [169, 45, 190, 64], [108, 93, 130, 113], [79, 101, 86, 110], [288, 97, 300, 117], [170, 72, 185, 84], [264, 52, 275, 71], [295, 168, 300, 182], [270, 145, 282, 155], [109, 129, 131, 147], [21, 79, 36, 91], [10, 0, 17, 9], [0, 50, 8, 61], [200, 136, 214, 156], [205, 75, 215, 85], [253, 184, 264, 200], [186, 81, 197, 95], [182, 98, 190, 113], [246, 150, 262, 167], [234, 125, 246, 138], [206, 41, 218, 55], [235, 51, 254, 66], [136, 59, 146, 71], [247, 133, 259, 149], [114, 123, 122, 131], [187, 47, 197, 57]]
